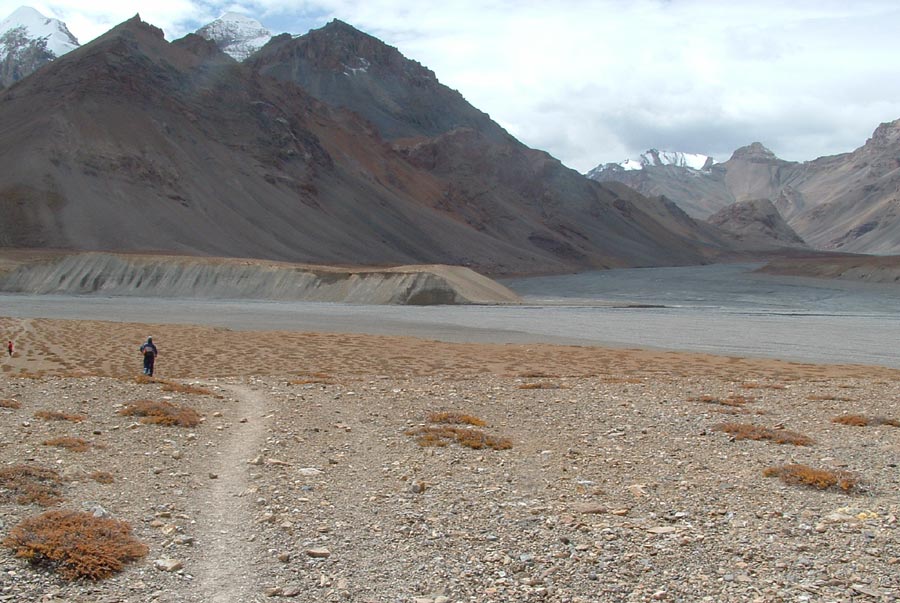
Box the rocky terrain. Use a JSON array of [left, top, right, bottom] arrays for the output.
[[706, 199, 807, 251], [587, 126, 900, 255], [0, 251, 521, 305], [0, 316, 898, 602]]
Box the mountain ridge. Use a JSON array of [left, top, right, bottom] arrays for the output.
[[0, 14, 738, 276]]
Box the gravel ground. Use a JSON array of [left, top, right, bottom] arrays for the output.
[[0, 317, 898, 602]]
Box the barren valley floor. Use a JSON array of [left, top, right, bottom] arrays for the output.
[[0, 316, 898, 602]]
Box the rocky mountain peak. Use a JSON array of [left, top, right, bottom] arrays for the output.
[[729, 142, 779, 162], [194, 12, 272, 61], [0, 5, 79, 87], [866, 118, 900, 150]]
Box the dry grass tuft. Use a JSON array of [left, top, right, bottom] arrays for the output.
[[134, 375, 221, 397], [0, 399, 21, 409], [740, 382, 786, 390], [2, 510, 148, 580], [716, 422, 814, 446], [118, 400, 201, 427], [43, 437, 91, 453], [426, 411, 487, 427], [763, 464, 858, 492], [405, 426, 512, 450], [808, 394, 855, 402], [603, 377, 644, 384], [517, 371, 561, 378], [160, 381, 221, 397], [0, 465, 64, 506], [832, 414, 900, 427], [518, 382, 564, 390], [34, 410, 86, 423], [89, 471, 115, 484]]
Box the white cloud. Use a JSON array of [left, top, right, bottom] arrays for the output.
[[2, 0, 899, 171]]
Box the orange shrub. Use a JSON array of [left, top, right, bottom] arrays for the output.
[[763, 464, 857, 492], [3, 510, 148, 580], [118, 400, 201, 427], [0, 399, 21, 409], [716, 422, 814, 446], [0, 465, 64, 506], [43, 437, 91, 452], [426, 411, 487, 427], [35, 410, 86, 423]]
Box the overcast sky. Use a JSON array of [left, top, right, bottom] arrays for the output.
[[6, 1, 900, 171]]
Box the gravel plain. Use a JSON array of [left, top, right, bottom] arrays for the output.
[[0, 316, 898, 602]]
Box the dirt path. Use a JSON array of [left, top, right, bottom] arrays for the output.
[[191, 382, 272, 603]]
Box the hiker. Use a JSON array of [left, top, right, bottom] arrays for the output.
[[139, 337, 158, 376], [6, 341, 12, 356]]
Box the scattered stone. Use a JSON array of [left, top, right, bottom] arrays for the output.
[[154, 558, 183, 572], [306, 548, 331, 559]]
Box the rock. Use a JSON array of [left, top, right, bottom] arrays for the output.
[[82, 502, 111, 518], [573, 503, 606, 514], [297, 467, 322, 475], [646, 526, 679, 535], [408, 481, 427, 494], [282, 585, 303, 597], [306, 548, 331, 558], [277, 552, 291, 563], [154, 558, 183, 572]]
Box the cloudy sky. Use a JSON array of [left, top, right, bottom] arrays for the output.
[[5, 1, 900, 171]]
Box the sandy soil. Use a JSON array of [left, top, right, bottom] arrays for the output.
[[1, 316, 899, 602]]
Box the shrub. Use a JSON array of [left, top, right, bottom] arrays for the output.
[[35, 410, 86, 423], [43, 437, 91, 452], [518, 382, 563, 390], [0, 465, 64, 506], [763, 464, 858, 492], [740, 382, 786, 390], [0, 399, 21, 409], [716, 422, 814, 446], [160, 382, 220, 397], [2, 510, 148, 580], [118, 400, 201, 427], [832, 414, 899, 427], [406, 425, 512, 450], [89, 471, 115, 484], [426, 411, 487, 427], [808, 395, 855, 402]]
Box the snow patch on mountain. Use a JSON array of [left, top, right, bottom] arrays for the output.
[[195, 12, 272, 61], [622, 149, 714, 171], [0, 5, 79, 57]]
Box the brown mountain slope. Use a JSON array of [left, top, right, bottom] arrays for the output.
[[707, 198, 807, 250], [0, 16, 730, 275]]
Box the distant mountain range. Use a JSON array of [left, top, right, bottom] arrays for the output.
[[0, 14, 748, 275], [587, 128, 900, 254]]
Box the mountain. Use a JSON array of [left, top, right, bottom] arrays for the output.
[[194, 12, 271, 61], [247, 20, 511, 143], [588, 129, 900, 254], [0, 6, 79, 87], [706, 198, 806, 250], [0, 16, 736, 275], [587, 149, 715, 174]]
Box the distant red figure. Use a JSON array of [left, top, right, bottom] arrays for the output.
[[7, 341, 12, 356]]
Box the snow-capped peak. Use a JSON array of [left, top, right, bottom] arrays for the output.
[[0, 5, 80, 57], [195, 12, 272, 61], [620, 149, 714, 171]]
